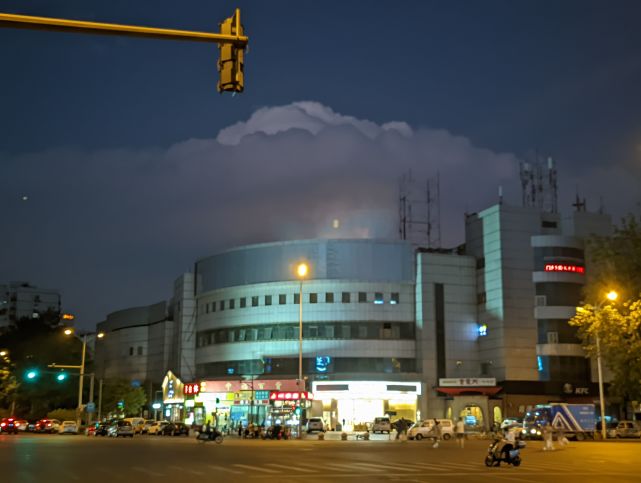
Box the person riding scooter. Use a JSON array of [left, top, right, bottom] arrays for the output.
[[485, 423, 525, 467]]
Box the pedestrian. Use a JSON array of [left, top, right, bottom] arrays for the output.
[[556, 427, 568, 448], [542, 423, 555, 451], [431, 419, 442, 448], [237, 423, 243, 438], [455, 417, 466, 448]]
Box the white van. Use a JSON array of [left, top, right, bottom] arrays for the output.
[[408, 419, 454, 440], [372, 417, 392, 434]]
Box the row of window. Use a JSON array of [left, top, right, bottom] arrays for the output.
[[196, 321, 415, 347], [196, 357, 416, 378], [200, 291, 401, 315], [128, 346, 144, 356]]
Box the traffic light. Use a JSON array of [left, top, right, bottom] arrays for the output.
[[24, 369, 39, 381], [217, 10, 244, 93], [56, 372, 67, 382]]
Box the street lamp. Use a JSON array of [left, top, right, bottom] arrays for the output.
[[594, 290, 618, 440], [296, 262, 309, 439], [52, 328, 105, 428]]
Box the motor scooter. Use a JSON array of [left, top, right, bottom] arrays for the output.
[[196, 428, 224, 444], [484, 438, 526, 467]]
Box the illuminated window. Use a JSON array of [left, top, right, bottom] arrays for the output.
[[374, 292, 384, 304], [537, 356, 544, 372], [478, 324, 488, 337], [390, 293, 400, 304]]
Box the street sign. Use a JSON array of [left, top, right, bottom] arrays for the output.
[[86, 402, 96, 413]]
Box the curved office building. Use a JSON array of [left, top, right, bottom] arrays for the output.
[[194, 239, 420, 427]]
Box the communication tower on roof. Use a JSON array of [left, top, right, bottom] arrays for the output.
[[519, 155, 558, 213]]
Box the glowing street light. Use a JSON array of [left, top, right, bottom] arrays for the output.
[[63, 328, 73, 336], [595, 289, 618, 440], [295, 261, 309, 440], [0, 350, 7, 357]]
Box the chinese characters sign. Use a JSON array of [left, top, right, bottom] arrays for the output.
[[544, 264, 584, 274]]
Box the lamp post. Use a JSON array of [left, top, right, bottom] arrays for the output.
[[296, 262, 308, 439], [52, 329, 105, 428], [594, 290, 618, 440]]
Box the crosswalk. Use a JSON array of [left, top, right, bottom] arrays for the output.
[[85, 459, 604, 479]]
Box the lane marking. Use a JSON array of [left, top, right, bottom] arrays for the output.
[[132, 466, 163, 477], [265, 463, 316, 473], [324, 462, 382, 472], [350, 462, 419, 473], [206, 464, 243, 474], [168, 465, 204, 476], [233, 464, 281, 473]]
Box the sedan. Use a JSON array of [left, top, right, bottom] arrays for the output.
[[160, 422, 190, 436], [107, 420, 134, 438], [147, 421, 169, 435], [0, 418, 19, 434], [59, 421, 78, 435]]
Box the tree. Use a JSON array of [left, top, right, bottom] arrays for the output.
[[570, 300, 641, 402], [0, 315, 84, 418], [584, 214, 641, 303], [101, 379, 147, 417]]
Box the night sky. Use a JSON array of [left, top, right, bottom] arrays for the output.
[[1, 0, 640, 328]]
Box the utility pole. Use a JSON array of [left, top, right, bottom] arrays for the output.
[[0, 9, 248, 93]]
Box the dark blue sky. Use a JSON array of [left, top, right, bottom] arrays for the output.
[[1, 0, 640, 326]]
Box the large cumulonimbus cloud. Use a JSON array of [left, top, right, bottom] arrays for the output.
[[5, 100, 636, 324]]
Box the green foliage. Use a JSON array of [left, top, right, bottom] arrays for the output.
[[101, 379, 147, 417], [584, 214, 641, 303], [47, 408, 77, 422], [0, 314, 85, 418], [570, 300, 641, 401]]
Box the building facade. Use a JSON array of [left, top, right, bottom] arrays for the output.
[[0, 281, 61, 330], [193, 239, 419, 429], [101, 202, 615, 429]]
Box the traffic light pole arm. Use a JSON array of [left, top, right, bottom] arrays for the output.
[[48, 363, 82, 370], [0, 12, 248, 47]]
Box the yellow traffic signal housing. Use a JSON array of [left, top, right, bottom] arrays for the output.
[[217, 11, 244, 93]]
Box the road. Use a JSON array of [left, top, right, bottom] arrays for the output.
[[2, 433, 641, 483]]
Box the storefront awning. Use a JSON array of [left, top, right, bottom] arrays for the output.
[[436, 386, 502, 396]]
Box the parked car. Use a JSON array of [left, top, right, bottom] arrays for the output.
[[58, 421, 78, 435], [35, 419, 61, 434], [372, 417, 392, 434], [615, 421, 641, 439], [306, 418, 325, 433], [0, 418, 19, 434], [147, 420, 169, 435], [108, 420, 134, 438], [14, 419, 29, 432], [123, 417, 146, 434], [141, 419, 156, 434], [408, 419, 454, 441], [160, 422, 189, 436]]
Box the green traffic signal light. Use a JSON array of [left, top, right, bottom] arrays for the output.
[[25, 369, 39, 380], [56, 372, 67, 382]]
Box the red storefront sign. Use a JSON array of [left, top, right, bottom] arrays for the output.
[[183, 383, 200, 395], [269, 391, 314, 401], [544, 264, 584, 274]]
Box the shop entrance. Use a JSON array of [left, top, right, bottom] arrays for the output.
[[460, 405, 484, 431], [337, 399, 384, 430]]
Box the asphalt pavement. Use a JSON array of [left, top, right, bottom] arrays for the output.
[[2, 432, 641, 483]]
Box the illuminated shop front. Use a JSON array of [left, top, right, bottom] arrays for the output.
[[162, 371, 185, 422], [311, 380, 420, 430], [191, 379, 300, 427]]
